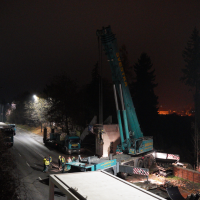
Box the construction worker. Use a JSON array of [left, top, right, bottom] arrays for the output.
[[43, 157, 47, 172], [67, 156, 72, 163], [49, 155, 52, 168], [61, 156, 66, 168], [58, 155, 61, 169], [44, 158, 50, 172], [78, 155, 82, 162], [72, 156, 76, 162]]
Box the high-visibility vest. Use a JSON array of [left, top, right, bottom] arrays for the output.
[[61, 157, 65, 163], [59, 155, 61, 160], [45, 159, 50, 166], [43, 158, 46, 164], [49, 156, 52, 163]]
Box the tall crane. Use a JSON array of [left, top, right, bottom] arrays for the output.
[[96, 26, 153, 155], [61, 26, 181, 179]]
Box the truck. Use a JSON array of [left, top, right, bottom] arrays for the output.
[[96, 26, 180, 178], [0, 122, 15, 147], [43, 129, 81, 154]]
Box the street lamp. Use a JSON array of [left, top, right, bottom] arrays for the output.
[[33, 95, 38, 102], [33, 94, 43, 132]]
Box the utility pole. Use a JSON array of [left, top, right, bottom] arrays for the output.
[[2, 105, 3, 122], [195, 120, 199, 169], [99, 76, 103, 124], [197, 128, 199, 169], [98, 37, 103, 125], [0, 104, 3, 122], [195, 85, 200, 170]]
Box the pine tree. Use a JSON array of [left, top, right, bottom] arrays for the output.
[[132, 53, 158, 136], [181, 27, 200, 87], [181, 27, 200, 168]]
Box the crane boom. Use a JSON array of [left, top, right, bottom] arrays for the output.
[[97, 26, 153, 155]]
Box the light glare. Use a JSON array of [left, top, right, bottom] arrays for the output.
[[33, 95, 38, 101]]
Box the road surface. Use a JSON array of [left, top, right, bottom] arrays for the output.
[[10, 127, 68, 200]]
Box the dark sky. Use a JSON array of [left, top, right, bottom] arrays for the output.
[[1, 1, 200, 110]]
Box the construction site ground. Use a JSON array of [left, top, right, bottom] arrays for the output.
[[21, 125, 200, 199], [126, 173, 200, 199]]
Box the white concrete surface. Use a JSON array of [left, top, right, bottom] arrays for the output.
[[49, 171, 166, 200]]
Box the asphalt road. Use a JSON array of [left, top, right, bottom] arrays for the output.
[[10, 127, 68, 200]]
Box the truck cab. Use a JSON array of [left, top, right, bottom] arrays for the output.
[[65, 135, 81, 154], [43, 129, 81, 154], [0, 127, 14, 147]]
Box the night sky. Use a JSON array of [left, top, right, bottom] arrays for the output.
[[1, 1, 200, 110]]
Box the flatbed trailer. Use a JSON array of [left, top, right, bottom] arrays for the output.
[[63, 155, 119, 174], [62, 155, 150, 180]]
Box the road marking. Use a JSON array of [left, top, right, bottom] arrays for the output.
[[18, 153, 21, 157], [26, 162, 30, 167], [33, 149, 44, 158], [51, 169, 60, 172], [38, 177, 42, 180], [15, 137, 44, 158], [52, 163, 56, 167]]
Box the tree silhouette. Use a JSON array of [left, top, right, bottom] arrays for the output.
[[6, 92, 30, 124], [84, 62, 100, 119], [24, 97, 50, 126], [181, 27, 200, 168], [132, 53, 158, 136], [44, 75, 79, 132], [181, 27, 200, 87], [82, 62, 115, 124]]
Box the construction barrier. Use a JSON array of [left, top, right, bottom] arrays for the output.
[[167, 154, 180, 161], [173, 166, 200, 184], [133, 167, 149, 176]]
